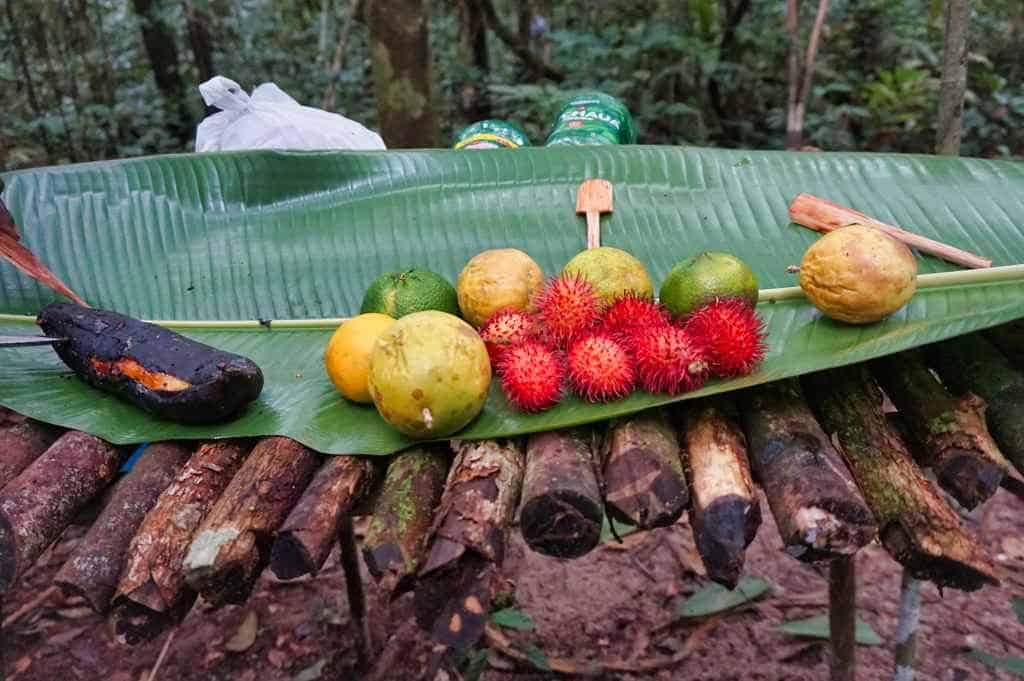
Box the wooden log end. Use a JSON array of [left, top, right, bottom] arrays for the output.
[[110, 593, 193, 646], [184, 528, 262, 607], [519, 490, 603, 559], [268, 532, 317, 581], [933, 449, 1004, 511], [691, 494, 761, 589], [414, 555, 494, 652], [881, 523, 999, 592], [781, 501, 877, 562]]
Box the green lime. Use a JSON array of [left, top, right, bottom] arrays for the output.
[[659, 252, 759, 318], [360, 269, 460, 319]]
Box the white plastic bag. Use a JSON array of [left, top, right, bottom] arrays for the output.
[[195, 76, 386, 152]]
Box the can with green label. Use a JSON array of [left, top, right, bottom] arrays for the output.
[[454, 119, 531, 150], [545, 91, 636, 146]]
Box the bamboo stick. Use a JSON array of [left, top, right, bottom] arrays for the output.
[[872, 350, 1007, 509], [788, 193, 992, 269], [738, 380, 876, 561], [803, 367, 997, 590], [679, 400, 761, 588]]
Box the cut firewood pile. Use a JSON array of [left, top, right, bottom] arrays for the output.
[[0, 320, 1022, 676]]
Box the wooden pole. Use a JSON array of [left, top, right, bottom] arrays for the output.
[[183, 437, 319, 608], [829, 556, 856, 681], [55, 442, 193, 612], [803, 367, 997, 591], [679, 400, 761, 588], [0, 431, 124, 591], [415, 439, 525, 650], [893, 570, 922, 681], [270, 455, 380, 580], [362, 447, 449, 598], [518, 429, 604, 559], [601, 410, 689, 530], [872, 350, 1007, 509], [927, 333, 1024, 475], [739, 380, 876, 561], [112, 440, 251, 644], [338, 515, 371, 672]]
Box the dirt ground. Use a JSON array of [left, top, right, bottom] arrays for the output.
[[4, 487, 1023, 681]]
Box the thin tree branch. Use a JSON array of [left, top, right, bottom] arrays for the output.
[[475, 0, 564, 82], [799, 0, 830, 106], [321, 0, 362, 111], [935, 0, 970, 155]]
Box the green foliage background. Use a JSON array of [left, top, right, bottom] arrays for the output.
[[1, 0, 1022, 169]]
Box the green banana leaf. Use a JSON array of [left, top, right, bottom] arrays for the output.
[[1, 146, 1023, 455]]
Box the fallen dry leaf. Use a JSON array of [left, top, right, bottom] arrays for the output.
[[225, 611, 260, 653], [13, 655, 32, 674]]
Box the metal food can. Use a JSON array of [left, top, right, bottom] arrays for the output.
[[545, 91, 636, 146], [454, 119, 531, 150]]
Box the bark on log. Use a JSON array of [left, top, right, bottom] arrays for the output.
[[362, 446, 449, 597], [873, 350, 1007, 509], [518, 429, 604, 559], [414, 439, 525, 649], [269, 455, 380, 580], [0, 414, 62, 489], [112, 439, 252, 645], [0, 431, 124, 590], [601, 411, 688, 530], [183, 437, 319, 608], [803, 367, 998, 591], [54, 442, 192, 612], [680, 401, 762, 588], [739, 380, 876, 561], [928, 333, 1024, 474]]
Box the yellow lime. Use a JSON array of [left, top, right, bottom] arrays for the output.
[[369, 311, 491, 438], [562, 247, 653, 306], [660, 252, 758, 318], [324, 313, 396, 403], [457, 248, 544, 327]]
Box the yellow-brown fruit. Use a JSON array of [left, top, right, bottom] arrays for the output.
[[368, 311, 491, 438], [799, 224, 917, 324], [457, 249, 544, 327]]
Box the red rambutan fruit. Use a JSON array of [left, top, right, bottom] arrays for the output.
[[629, 325, 710, 395], [533, 274, 601, 348], [566, 333, 635, 402], [479, 308, 534, 365], [684, 298, 767, 377], [498, 340, 565, 412], [600, 293, 671, 341]]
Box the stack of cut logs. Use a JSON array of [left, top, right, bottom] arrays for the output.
[[1, 322, 1022, 667]]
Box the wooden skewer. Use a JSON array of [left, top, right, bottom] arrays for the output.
[[788, 193, 992, 269], [576, 179, 613, 250]]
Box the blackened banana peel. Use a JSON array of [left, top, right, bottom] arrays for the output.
[[38, 302, 264, 424]]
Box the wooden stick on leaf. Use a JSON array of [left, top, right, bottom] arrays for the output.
[[789, 193, 992, 269], [577, 179, 613, 250]]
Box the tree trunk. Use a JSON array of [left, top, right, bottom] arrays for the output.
[[366, 0, 439, 147], [183, 0, 216, 84], [785, 0, 830, 149], [935, 0, 970, 155], [131, 0, 192, 144], [4, 0, 52, 157], [458, 0, 491, 122]]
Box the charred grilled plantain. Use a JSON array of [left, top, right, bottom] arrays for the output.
[[38, 303, 263, 424]]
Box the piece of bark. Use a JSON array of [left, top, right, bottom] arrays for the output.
[[414, 439, 525, 648], [803, 366, 998, 591], [739, 380, 876, 561], [362, 446, 449, 597], [0, 416, 62, 489], [680, 401, 762, 588], [928, 333, 1024, 475], [873, 350, 1007, 509], [601, 410, 688, 529], [112, 439, 252, 645], [518, 429, 604, 559], [269, 455, 380, 580], [54, 442, 192, 612], [0, 431, 124, 590], [183, 437, 318, 607]]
